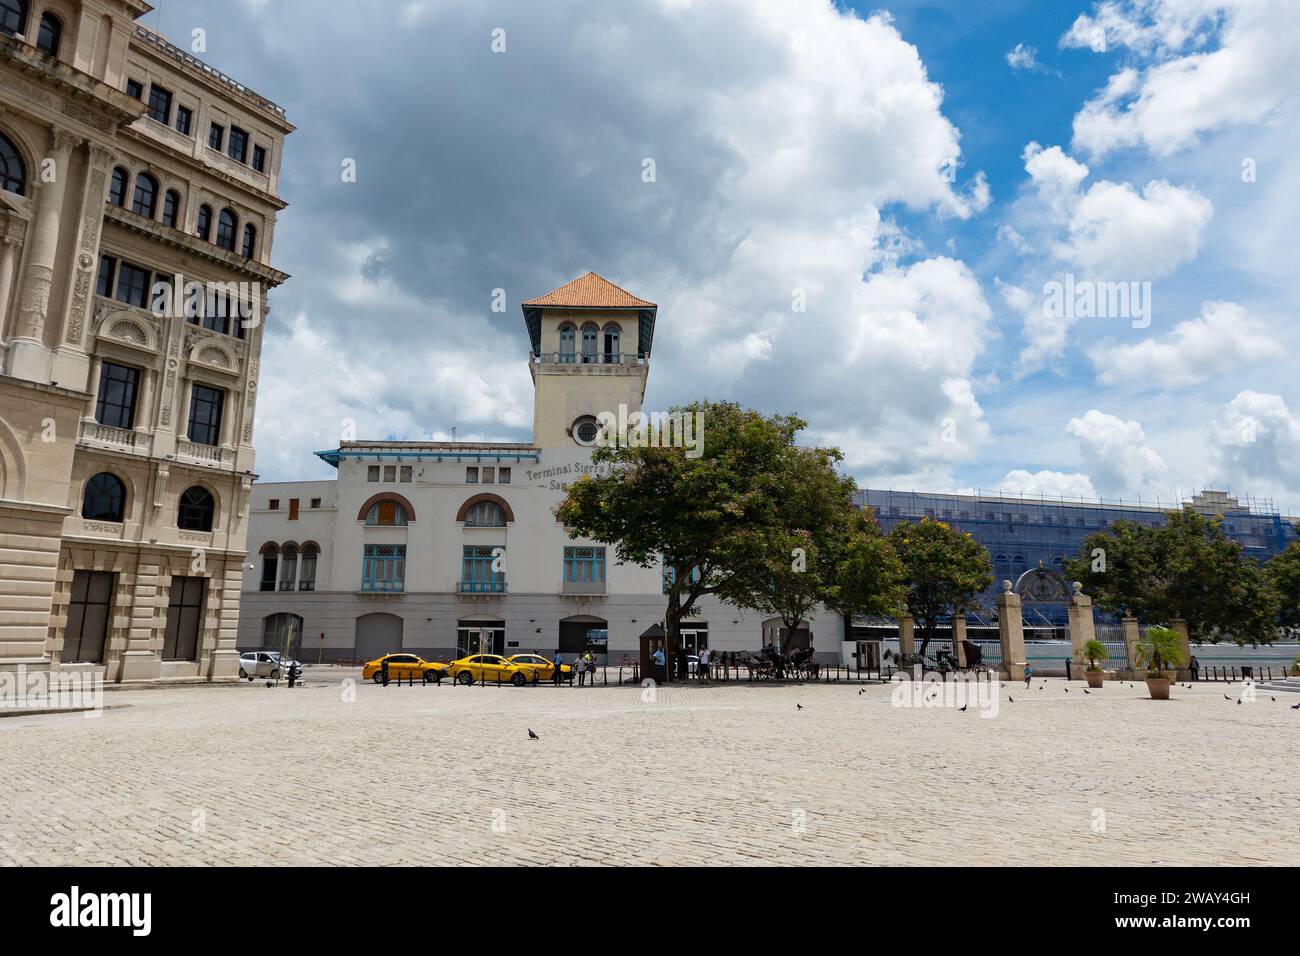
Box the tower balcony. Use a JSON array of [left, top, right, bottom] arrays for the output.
[[531, 352, 647, 366]]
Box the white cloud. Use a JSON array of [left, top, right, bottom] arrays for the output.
[[1088, 300, 1281, 387], [995, 468, 1099, 498], [1064, 1, 1300, 158], [1208, 391, 1300, 499], [1067, 409, 1168, 497], [1006, 43, 1040, 70]]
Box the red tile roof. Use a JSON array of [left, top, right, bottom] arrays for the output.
[[522, 272, 656, 309]]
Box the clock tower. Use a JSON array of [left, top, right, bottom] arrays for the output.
[[522, 272, 657, 449]]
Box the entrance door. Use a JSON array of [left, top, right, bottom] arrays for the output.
[[355, 612, 403, 661], [679, 622, 708, 654], [456, 627, 504, 657], [558, 617, 608, 661], [63, 571, 114, 663]]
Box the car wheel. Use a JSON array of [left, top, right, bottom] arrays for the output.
[[372, 671, 385, 684], [511, 672, 526, 687], [456, 671, 475, 686], [529, 672, 540, 685], [270, 669, 279, 680], [238, 668, 247, 679]]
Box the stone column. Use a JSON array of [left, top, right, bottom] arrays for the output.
[[1122, 613, 1140, 677], [898, 614, 915, 657], [952, 614, 969, 666], [1067, 582, 1098, 675], [1171, 616, 1192, 681], [8, 130, 79, 382], [0, 237, 20, 332], [997, 581, 1025, 681]]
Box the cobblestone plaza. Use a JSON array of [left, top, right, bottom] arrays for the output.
[[2, 672, 1296, 866]]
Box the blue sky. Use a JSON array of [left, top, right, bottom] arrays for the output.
[[163, 0, 1300, 512]]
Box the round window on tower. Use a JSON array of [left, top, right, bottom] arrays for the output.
[[572, 415, 600, 446]]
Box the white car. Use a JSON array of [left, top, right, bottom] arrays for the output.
[[238, 651, 301, 680]]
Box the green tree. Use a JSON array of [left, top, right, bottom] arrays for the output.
[[721, 445, 861, 652], [1065, 510, 1280, 645], [1266, 539, 1300, 632], [554, 400, 809, 664], [822, 507, 907, 644], [888, 519, 993, 658]]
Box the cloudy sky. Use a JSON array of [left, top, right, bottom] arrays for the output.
[[163, 0, 1300, 511]]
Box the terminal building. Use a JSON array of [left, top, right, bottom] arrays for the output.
[[238, 272, 1298, 666], [0, 2, 290, 682]]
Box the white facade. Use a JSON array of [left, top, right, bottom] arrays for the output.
[[239, 274, 847, 663]]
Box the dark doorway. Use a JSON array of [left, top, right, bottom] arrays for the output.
[[63, 571, 114, 663], [559, 617, 608, 661]]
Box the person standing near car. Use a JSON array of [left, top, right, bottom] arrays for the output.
[[575, 653, 586, 687], [380, 656, 390, 687]]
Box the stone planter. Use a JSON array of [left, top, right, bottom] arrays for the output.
[[1085, 669, 1105, 689], [1145, 676, 1171, 700]]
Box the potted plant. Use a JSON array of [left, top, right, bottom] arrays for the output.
[[1133, 625, 1186, 700], [1077, 638, 1109, 688]]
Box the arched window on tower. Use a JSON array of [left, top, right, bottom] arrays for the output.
[[602, 323, 620, 363], [279, 544, 298, 592], [36, 11, 60, 57], [108, 167, 129, 206], [131, 172, 158, 219], [241, 223, 256, 259], [161, 189, 180, 227], [178, 486, 215, 532], [259, 543, 279, 592], [195, 204, 212, 241], [464, 500, 507, 528], [216, 208, 237, 251], [558, 323, 576, 363], [82, 473, 126, 523], [580, 323, 598, 364]]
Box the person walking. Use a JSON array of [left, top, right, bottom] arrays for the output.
[[1023, 661, 1033, 688], [552, 654, 564, 686], [1189, 655, 1200, 682], [698, 646, 710, 683], [576, 653, 587, 687]]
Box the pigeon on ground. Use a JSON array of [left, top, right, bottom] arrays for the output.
[[1271, 696, 1276, 702], [960, 704, 968, 712], [796, 703, 803, 710], [1237, 699, 1242, 705], [1083, 689, 1090, 694], [1065, 688, 1069, 693], [527, 729, 539, 740], [1224, 694, 1231, 700], [1291, 702, 1300, 710], [1008, 695, 1014, 702]]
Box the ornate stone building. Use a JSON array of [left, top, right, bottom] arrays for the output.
[[0, 1, 291, 682]]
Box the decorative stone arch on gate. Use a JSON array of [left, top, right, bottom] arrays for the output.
[[1010, 561, 1097, 674]]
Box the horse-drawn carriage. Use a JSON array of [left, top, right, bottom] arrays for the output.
[[932, 640, 993, 676]]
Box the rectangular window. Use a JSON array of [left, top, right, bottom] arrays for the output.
[[260, 553, 277, 592], [201, 288, 230, 335], [662, 563, 703, 594], [498, 467, 511, 484], [564, 546, 606, 583], [382, 465, 396, 482], [268, 499, 280, 511], [96, 255, 116, 297], [399, 465, 412, 483], [115, 261, 151, 308], [465, 467, 478, 483], [310, 498, 321, 509], [482, 466, 495, 484], [252, 144, 267, 172], [288, 498, 299, 520], [62, 571, 114, 664], [146, 84, 172, 124], [176, 105, 193, 135], [126, 78, 143, 99], [187, 384, 224, 446], [362, 544, 405, 593], [299, 549, 317, 592], [95, 362, 139, 429], [278, 550, 297, 592], [461, 545, 505, 593], [163, 576, 205, 661], [228, 126, 249, 164], [367, 465, 380, 482], [208, 123, 224, 151]]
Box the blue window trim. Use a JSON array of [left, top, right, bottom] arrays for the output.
[[563, 546, 605, 583], [361, 544, 405, 592], [460, 545, 505, 593]]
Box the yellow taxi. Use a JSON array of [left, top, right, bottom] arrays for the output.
[[507, 653, 572, 684], [361, 653, 449, 684], [448, 654, 529, 686]]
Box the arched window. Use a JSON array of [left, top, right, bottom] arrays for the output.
[[602, 323, 620, 363], [299, 543, 319, 592], [108, 166, 129, 207], [0, 0, 27, 38], [580, 323, 598, 363], [0, 130, 25, 195], [36, 11, 59, 56], [464, 500, 506, 528], [558, 323, 576, 363], [241, 223, 256, 259], [365, 500, 408, 526], [177, 485, 215, 532], [259, 542, 278, 592], [215, 208, 237, 251], [279, 544, 298, 591], [82, 473, 126, 522], [195, 203, 212, 241], [161, 189, 180, 227], [131, 172, 158, 218]]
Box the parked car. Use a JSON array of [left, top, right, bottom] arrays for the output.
[[238, 651, 302, 681], [448, 654, 528, 686], [506, 653, 572, 683], [361, 654, 449, 684]]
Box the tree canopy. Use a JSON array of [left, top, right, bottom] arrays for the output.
[[887, 518, 993, 657]]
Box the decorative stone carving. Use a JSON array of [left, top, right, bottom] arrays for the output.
[[196, 345, 231, 368], [108, 319, 148, 344]]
